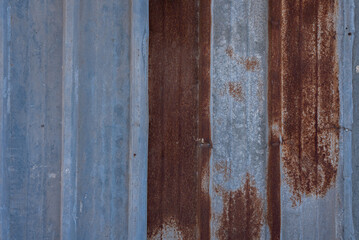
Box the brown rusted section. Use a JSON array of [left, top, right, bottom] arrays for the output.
[[198, 0, 212, 239], [217, 173, 264, 240], [226, 82, 243, 102], [267, 0, 282, 239], [268, 0, 339, 236], [148, 0, 211, 239], [279, 0, 339, 204], [225, 46, 259, 71]]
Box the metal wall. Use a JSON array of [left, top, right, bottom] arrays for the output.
[[0, 0, 357, 240], [148, 0, 356, 239], [0, 0, 148, 239]]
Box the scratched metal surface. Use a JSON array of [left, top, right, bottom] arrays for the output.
[[0, 0, 148, 239]]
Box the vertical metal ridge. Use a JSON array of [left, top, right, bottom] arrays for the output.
[[60, 0, 79, 239], [267, 0, 282, 239], [198, 0, 212, 239], [340, 0, 355, 238], [0, 0, 10, 239], [128, 0, 149, 239]]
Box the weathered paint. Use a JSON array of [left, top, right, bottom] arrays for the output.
[[147, 0, 211, 239]]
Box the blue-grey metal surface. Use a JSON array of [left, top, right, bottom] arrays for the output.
[[0, 0, 148, 239], [352, 0, 359, 238], [211, 0, 268, 238]]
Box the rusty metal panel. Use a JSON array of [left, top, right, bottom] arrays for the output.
[[268, 1, 344, 239], [147, 0, 211, 239], [0, 0, 149, 239], [0, 0, 356, 239], [149, 0, 355, 240]]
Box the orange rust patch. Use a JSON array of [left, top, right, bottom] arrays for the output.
[[214, 161, 231, 182], [226, 82, 243, 102], [244, 58, 259, 71], [280, 0, 339, 205], [225, 46, 234, 58], [268, 1, 339, 237], [217, 173, 264, 240], [225, 46, 259, 71]]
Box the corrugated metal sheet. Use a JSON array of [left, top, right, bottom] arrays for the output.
[[0, 0, 148, 239], [148, 0, 355, 239], [0, 0, 357, 239]]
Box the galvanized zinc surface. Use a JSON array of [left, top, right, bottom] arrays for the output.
[[0, 0, 148, 239]]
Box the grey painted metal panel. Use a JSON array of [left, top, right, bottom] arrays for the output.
[[1, 0, 148, 239]]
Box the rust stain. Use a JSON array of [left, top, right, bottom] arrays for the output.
[[226, 82, 243, 102], [280, 0, 339, 205], [198, 0, 212, 238], [225, 47, 234, 58], [225, 46, 259, 71], [267, 0, 282, 238], [217, 173, 264, 240], [149, 218, 185, 240], [148, 0, 211, 239], [214, 161, 231, 182], [268, 0, 339, 238], [244, 59, 259, 72]]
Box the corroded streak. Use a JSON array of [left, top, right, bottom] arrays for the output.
[[280, 0, 339, 205], [198, 0, 212, 239], [148, 0, 211, 239], [217, 173, 264, 240], [268, 0, 339, 237], [267, 0, 282, 239]]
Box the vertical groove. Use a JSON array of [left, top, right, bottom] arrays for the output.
[[61, 0, 78, 238], [0, 0, 9, 239], [267, 0, 281, 238], [198, 0, 212, 239]]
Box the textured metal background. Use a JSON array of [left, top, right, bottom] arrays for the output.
[[148, 0, 356, 239], [0, 0, 148, 239], [0, 0, 357, 239]]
